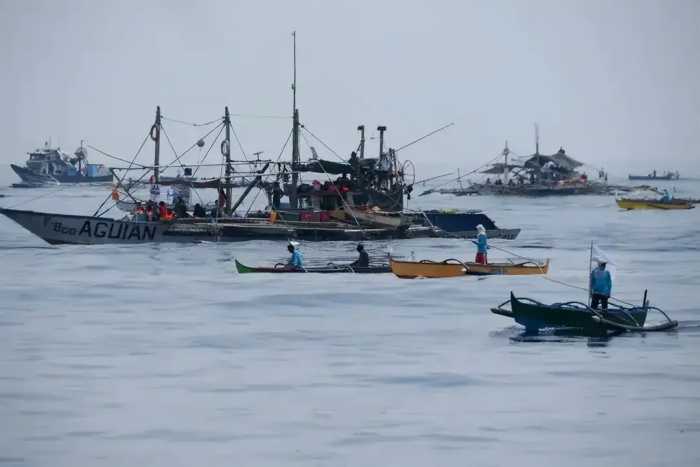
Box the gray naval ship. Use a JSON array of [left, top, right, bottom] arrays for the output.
[[11, 142, 111, 187]]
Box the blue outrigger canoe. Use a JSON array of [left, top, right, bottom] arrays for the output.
[[492, 291, 677, 335]]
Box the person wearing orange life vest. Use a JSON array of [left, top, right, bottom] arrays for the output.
[[158, 201, 167, 220]]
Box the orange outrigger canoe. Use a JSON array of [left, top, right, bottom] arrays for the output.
[[390, 257, 549, 279]]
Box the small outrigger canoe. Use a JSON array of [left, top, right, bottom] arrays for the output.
[[616, 198, 694, 210], [235, 259, 390, 274], [491, 292, 678, 335], [390, 258, 549, 278]]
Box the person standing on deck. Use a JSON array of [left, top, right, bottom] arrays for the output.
[[472, 224, 489, 264], [590, 261, 612, 310], [286, 243, 304, 270]]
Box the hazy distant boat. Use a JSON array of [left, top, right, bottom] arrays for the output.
[[11, 142, 112, 186], [616, 198, 694, 210], [628, 170, 680, 181], [467, 126, 609, 196]]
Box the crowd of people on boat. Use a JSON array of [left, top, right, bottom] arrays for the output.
[[132, 197, 190, 222], [131, 195, 235, 222]]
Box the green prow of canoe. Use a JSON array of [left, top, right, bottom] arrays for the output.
[[235, 259, 255, 273]]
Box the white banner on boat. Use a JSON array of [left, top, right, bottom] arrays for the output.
[[590, 244, 616, 280]]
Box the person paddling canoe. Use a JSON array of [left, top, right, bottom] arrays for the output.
[[351, 243, 369, 268], [472, 224, 489, 264], [286, 242, 304, 271]]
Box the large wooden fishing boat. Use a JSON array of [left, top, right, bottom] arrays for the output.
[[235, 259, 390, 274], [458, 127, 609, 197], [1, 36, 519, 245], [390, 257, 549, 278], [491, 292, 678, 335], [616, 198, 694, 210]]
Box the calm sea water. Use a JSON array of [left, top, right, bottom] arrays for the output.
[[1, 174, 699, 466]]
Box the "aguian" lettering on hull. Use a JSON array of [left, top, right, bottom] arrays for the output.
[[71, 220, 158, 241]]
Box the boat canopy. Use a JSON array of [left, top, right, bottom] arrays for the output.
[[296, 159, 352, 175], [481, 162, 522, 174], [524, 149, 582, 172]]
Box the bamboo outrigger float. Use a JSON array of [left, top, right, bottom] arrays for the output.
[[390, 257, 549, 278], [235, 259, 390, 274], [491, 291, 678, 335]]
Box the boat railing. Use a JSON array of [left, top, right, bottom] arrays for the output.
[[440, 258, 472, 271]]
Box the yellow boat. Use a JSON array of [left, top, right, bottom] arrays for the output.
[[616, 198, 694, 210], [390, 258, 549, 278]]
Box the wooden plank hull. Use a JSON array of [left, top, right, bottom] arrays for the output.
[[235, 259, 390, 274], [343, 206, 410, 228], [616, 199, 694, 210], [0, 208, 419, 244], [390, 258, 549, 278], [492, 292, 648, 334], [0, 208, 199, 244]]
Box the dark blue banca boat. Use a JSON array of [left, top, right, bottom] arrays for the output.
[[491, 291, 677, 335]]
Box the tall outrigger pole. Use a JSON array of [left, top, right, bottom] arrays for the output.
[[152, 106, 162, 184], [502, 140, 509, 184], [290, 31, 300, 209], [357, 125, 365, 159], [223, 106, 232, 213]]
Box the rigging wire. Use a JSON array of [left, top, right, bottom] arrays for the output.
[[423, 152, 504, 194], [91, 129, 154, 217], [230, 125, 249, 162], [299, 124, 347, 163], [161, 126, 192, 173], [487, 242, 639, 308], [275, 129, 293, 163], [161, 115, 221, 127], [87, 145, 150, 169], [160, 125, 207, 207], [242, 130, 293, 216], [230, 113, 291, 120], [191, 124, 226, 178], [160, 121, 226, 174], [5, 183, 73, 209], [395, 122, 454, 153]]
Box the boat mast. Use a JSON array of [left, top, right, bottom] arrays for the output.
[[224, 106, 232, 213], [378, 126, 386, 157], [152, 106, 161, 184], [587, 241, 593, 306], [502, 140, 509, 184], [357, 125, 365, 159], [78, 139, 84, 174], [290, 31, 300, 209]]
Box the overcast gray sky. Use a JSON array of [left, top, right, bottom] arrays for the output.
[[1, 0, 699, 179]]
